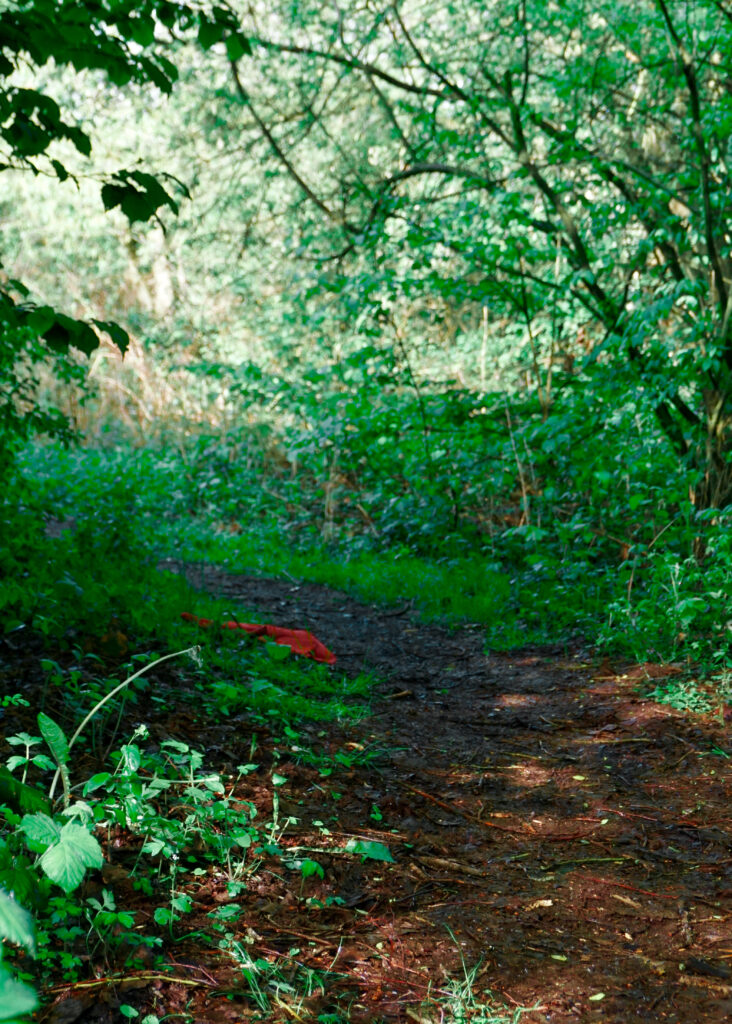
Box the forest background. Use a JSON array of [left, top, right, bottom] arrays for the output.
[[1, 1, 732, 1016], [3, 0, 731, 669]]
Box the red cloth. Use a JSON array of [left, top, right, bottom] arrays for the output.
[[181, 612, 336, 665]]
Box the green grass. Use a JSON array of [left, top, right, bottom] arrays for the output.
[[2, 446, 373, 730], [10, 442, 609, 648], [7, 439, 732, 679]]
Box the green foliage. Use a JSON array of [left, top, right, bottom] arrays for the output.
[[0, 890, 37, 1024], [3, 6, 732, 1017], [8, 428, 731, 674], [0, 321, 84, 486], [344, 839, 394, 864], [18, 814, 103, 894], [0, 0, 252, 482]]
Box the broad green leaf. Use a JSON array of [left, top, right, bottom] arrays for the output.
[[0, 962, 38, 1021], [0, 866, 38, 908], [37, 713, 69, 768], [19, 813, 60, 849], [0, 889, 35, 954], [43, 314, 99, 355], [345, 839, 394, 863], [92, 319, 129, 355], [39, 824, 103, 892], [154, 906, 174, 926], [225, 34, 251, 60], [299, 858, 324, 879], [0, 768, 50, 817], [265, 641, 290, 661], [83, 773, 112, 795], [198, 18, 225, 49], [230, 830, 252, 849], [128, 15, 155, 47], [25, 306, 54, 336]]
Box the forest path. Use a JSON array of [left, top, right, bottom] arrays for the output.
[[160, 562, 731, 1023]]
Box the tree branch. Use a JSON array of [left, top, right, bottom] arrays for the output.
[[250, 37, 445, 99], [229, 59, 353, 232], [655, 0, 732, 366]]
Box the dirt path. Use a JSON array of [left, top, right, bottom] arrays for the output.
[[153, 562, 732, 1024]]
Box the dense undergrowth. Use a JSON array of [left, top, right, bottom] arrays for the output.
[[2, 381, 730, 1018], [7, 364, 732, 677]]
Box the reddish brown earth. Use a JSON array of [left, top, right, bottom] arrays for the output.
[[3, 564, 731, 1023]]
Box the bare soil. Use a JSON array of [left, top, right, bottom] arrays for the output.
[[4, 562, 732, 1023]]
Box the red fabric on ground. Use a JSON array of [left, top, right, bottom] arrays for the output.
[[181, 612, 336, 665]]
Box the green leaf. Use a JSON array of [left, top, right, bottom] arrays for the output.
[[42, 314, 99, 355], [0, 889, 35, 954], [50, 159, 68, 182], [225, 34, 250, 60], [299, 858, 324, 880], [128, 15, 155, 47], [230, 830, 252, 849], [171, 893, 192, 913], [0, 768, 50, 817], [92, 319, 129, 355], [19, 813, 60, 849], [154, 906, 174, 926], [345, 839, 394, 863], [37, 713, 69, 768], [101, 182, 126, 212], [0, 866, 38, 908], [83, 773, 112, 795], [39, 823, 103, 892], [25, 306, 55, 335], [265, 640, 290, 661], [0, 962, 38, 1021], [198, 18, 225, 49]]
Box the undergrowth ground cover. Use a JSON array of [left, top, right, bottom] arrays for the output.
[[0, 437, 552, 1024], [1, 400, 730, 1020], [13, 427, 732, 684], [1, 456, 730, 1022]]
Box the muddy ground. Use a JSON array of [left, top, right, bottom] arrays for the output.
[[5, 562, 732, 1023]]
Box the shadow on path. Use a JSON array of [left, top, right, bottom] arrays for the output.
[[163, 561, 732, 1024]]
